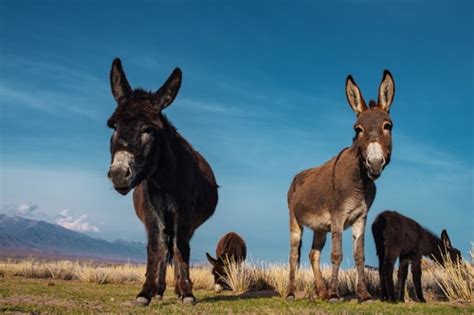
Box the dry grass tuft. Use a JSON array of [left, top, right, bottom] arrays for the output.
[[221, 257, 252, 293], [428, 247, 473, 302], [1, 251, 472, 303]]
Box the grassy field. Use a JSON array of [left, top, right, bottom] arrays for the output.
[[1, 276, 473, 314], [0, 258, 472, 314]]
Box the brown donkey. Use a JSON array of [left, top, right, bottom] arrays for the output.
[[206, 232, 247, 292], [107, 58, 218, 305], [286, 70, 396, 302]]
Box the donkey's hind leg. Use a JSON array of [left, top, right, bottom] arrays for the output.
[[286, 209, 303, 300], [379, 256, 386, 301], [396, 257, 409, 302], [309, 230, 328, 300], [328, 222, 343, 302], [382, 248, 398, 302]]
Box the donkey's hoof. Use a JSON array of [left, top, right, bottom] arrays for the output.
[[214, 284, 224, 293], [358, 293, 373, 304], [286, 294, 295, 301], [155, 294, 163, 301], [135, 296, 150, 306], [328, 297, 343, 303], [182, 296, 196, 305]]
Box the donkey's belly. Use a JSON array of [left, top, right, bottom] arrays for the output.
[[298, 208, 332, 231]]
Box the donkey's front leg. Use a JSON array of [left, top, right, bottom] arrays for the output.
[[328, 224, 343, 302], [136, 228, 159, 306], [173, 225, 195, 304], [411, 259, 426, 303], [155, 230, 169, 300], [352, 216, 372, 302]]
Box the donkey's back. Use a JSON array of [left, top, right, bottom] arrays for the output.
[[216, 232, 247, 261], [372, 210, 423, 257]]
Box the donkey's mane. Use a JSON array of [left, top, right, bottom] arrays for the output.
[[159, 112, 219, 188], [332, 147, 350, 191], [402, 212, 440, 243], [420, 226, 441, 244]]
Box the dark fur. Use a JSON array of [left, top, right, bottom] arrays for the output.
[[206, 232, 247, 290], [372, 210, 461, 303], [286, 70, 395, 302], [107, 58, 218, 305]]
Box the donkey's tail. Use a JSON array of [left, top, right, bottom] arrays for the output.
[[297, 232, 303, 268], [371, 213, 386, 263], [166, 234, 174, 264]]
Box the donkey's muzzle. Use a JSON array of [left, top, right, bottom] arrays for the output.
[[108, 150, 135, 195], [108, 165, 133, 195], [365, 142, 386, 180], [366, 157, 385, 180]]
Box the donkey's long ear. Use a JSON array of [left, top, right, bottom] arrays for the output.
[[206, 252, 217, 265], [441, 229, 452, 249], [110, 58, 132, 104], [346, 75, 367, 116], [153, 67, 182, 111], [377, 70, 395, 112]]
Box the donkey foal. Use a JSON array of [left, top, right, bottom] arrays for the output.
[[372, 210, 461, 303]]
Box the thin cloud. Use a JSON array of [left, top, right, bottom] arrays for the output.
[[0, 56, 107, 121], [1, 55, 104, 89], [179, 98, 244, 116], [0, 83, 102, 121], [56, 209, 100, 233], [394, 133, 470, 172], [0, 202, 50, 221]]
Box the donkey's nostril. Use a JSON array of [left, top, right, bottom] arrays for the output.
[[108, 165, 132, 183], [368, 157, 384, 173]]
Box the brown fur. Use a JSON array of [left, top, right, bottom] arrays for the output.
[[206, 232, 247, 290], [107, 58, 218, 305], [286, 70, 396, 303]]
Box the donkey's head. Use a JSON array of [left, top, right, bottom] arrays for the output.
[[206, 253, 232, 291], [345, 70, 395, 180], [436, 229, 462, 266], [107, 58, 182, 195]]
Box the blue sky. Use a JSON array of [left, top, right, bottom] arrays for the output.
[[0, 1, 472, 265]]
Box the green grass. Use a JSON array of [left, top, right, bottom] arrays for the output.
[[1, 276, 472, 314]]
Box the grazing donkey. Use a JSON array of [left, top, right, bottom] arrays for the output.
[[286, 70, 396, 302], [107, 58, 218, 305], [206, 232, 247, 292], [372, 210, 462, 303]]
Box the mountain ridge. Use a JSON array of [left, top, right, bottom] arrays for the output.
[[0, 213, 146, 262]]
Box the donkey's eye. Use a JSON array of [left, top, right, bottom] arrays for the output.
[[141, 127, 153, 134], [354, 125, 364, 134], [383, 122, 393, 131]]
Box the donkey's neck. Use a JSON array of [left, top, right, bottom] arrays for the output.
[[333, 146, 372, 193], [147, 127, 187, 190], [420, 230, 442, 261]]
